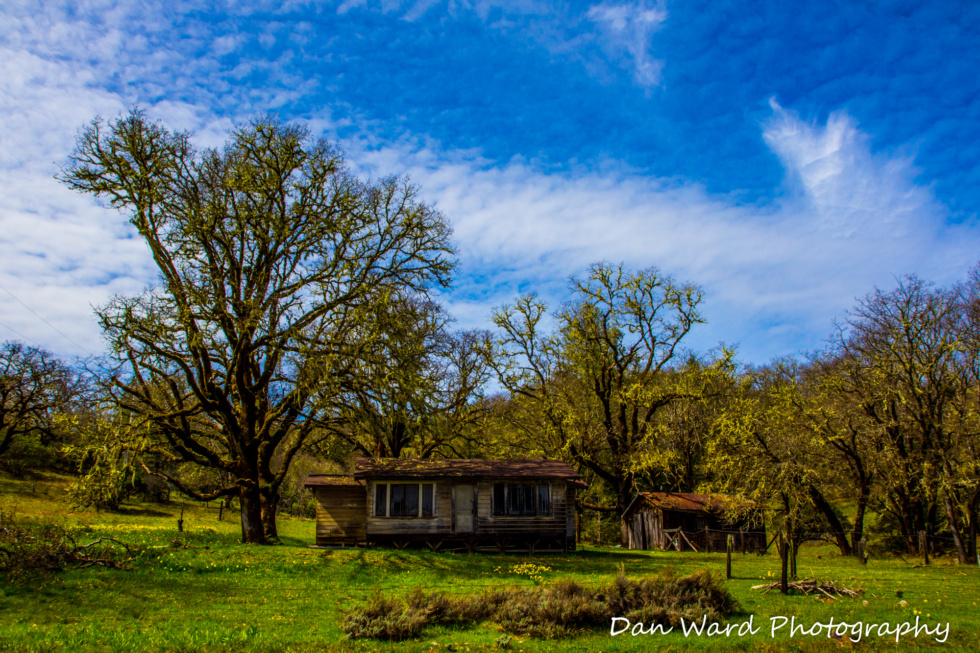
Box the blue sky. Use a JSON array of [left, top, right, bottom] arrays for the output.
[[2, 0, 979, 364]]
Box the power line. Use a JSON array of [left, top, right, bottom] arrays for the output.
[[0, 317, 45, 348], [0, 279, 92, 354]]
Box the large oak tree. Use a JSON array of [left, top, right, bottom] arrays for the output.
[[61, 110, 455, 543]]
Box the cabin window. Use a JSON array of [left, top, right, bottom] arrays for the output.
[[390, 484, 420, 517], [508, 484, 535, 515], [374, 483, 388, 516], [492, 484, 505, 516], [538, 484, 551, 516], [421, 484, 434, 517], [492, 483, 552, 516], [373, 482, 436, 517]]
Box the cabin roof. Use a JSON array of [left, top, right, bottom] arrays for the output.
[[304, 474, 364, 488], [624, 491, 733, 517], [352, 457, 586, 486]]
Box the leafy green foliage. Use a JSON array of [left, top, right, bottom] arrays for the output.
[[322, 297, 491, 460], [61, 415, 142, 511], [486, 263, 728, 542]]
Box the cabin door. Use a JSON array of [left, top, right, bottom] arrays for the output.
[[453, 484, 475, 534]]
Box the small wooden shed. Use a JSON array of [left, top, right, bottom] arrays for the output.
[[623, 492, 766, 553], [305, 457, 586, 552], [304, 474, 368, 546]]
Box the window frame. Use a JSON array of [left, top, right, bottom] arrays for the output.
[[491, 482, 553, 517], [372, 481, 437, 518]]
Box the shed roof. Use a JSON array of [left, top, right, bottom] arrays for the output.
[[353, 457, 586, 486], [304, 474, 364, 488], [625, 492, 733, 517]]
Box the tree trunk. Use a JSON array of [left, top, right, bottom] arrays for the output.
[[778, 531, 788, 595], [261, 487, 281, 542], [942, 487, 969, 564], [890, 489, 921, 555], [968, 509, 978, 563], [851, 482, 870, 553], [807, 484, 852, 556], [239, 485, 267, 544], [618, 485, 631, 547]]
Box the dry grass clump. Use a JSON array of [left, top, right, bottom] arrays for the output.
[[342, 569, 739, 640], [341, 591, 428, 640], [608, 569, 739, 626]]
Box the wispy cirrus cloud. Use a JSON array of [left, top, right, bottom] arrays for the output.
[[586, 1, 666, 86], [330, 0, 669, 87], [343, 103, 975, 360]]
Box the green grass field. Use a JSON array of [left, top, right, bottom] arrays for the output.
[[1, 472, 978, 652]]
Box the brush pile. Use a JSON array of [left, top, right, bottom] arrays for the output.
[[751, 579, 862, 599], [0, 522, 135, 577]]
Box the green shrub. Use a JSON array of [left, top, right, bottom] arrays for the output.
[[0, 436, 59, 475]]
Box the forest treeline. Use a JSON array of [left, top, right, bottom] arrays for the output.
[[1, 110, 977, 562]]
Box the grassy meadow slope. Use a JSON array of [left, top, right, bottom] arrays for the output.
[[1, 473, 978, 652]]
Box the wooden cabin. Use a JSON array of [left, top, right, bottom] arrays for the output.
[[305, 458, 586, 552], [623, 492, 766, 553]]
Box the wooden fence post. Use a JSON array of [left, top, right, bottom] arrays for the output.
[[778, 531, 789, 595], [919, 531, 929, 565], [705, 528, 712, 553], [856, 538, 867, 564], [726, 534, 733, 579]]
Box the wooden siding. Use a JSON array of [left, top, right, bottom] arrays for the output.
[[625, 506, 766, 552], [626, 509, 663, 550], [314, 486, 366, 546], [566, 488, 577, 537], [357, 478, 576, 550]]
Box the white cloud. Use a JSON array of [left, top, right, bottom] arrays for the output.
[[586, 1, 667, 86], [1, 1, 973, 365], [763, 100, 935, 239], [0, 44, 150, 356], [337, 0, 369, 14], [339, 105, 977, 361], [0, 2, 267, 357], [0, 0, 341, 357]]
